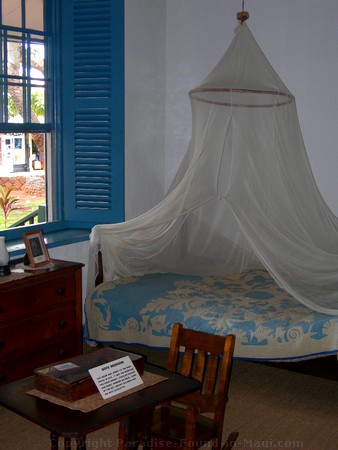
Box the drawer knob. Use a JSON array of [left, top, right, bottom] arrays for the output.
[[57, 288, 66, 296], [58, 320, 67, 329], [0, 342, 4, 351], [0, 306, 4, 314]]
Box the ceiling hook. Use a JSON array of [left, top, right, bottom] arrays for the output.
[[237, 0, 249, 23]]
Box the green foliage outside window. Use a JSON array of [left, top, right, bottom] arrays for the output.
[[0, 186, 25, 228]]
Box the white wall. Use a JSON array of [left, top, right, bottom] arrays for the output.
[[163, 0, 338, 215], [49, 241, 90, 306], [124, 0, 167, 219]]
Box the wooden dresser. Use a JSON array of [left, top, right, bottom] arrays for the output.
[[0, 259, 83, 385]]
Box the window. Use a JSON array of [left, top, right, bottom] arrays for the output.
[[0, 0, 124, 241], [0, 0, 51, 231]]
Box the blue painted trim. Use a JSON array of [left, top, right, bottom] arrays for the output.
[[7, 226, 91, 258], [0, 123, 53, 132]]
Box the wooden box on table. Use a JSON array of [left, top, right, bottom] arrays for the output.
[[34, 347, 144, 401]]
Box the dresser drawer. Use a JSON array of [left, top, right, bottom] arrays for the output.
[[0, 274, 75, 325], [0, 259, 83, 385], [0, 335, 77, 385], [0, 306, 75, 359]]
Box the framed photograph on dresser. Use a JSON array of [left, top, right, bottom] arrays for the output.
[[23, 230, 51, 267]]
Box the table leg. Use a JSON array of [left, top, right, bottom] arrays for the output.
[[118, 409, 154, 450], [50, 431, 59, 450], [119, 419, 141, 450], [50, 432, 86, 450], [76, 435, 87, 449], [118, 420, 129, 450]]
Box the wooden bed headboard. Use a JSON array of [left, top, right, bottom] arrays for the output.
[[95, 251, 103, 286]]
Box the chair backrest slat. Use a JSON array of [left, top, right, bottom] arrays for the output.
[[192, 350, 207, 383], [181, 347, 195, 378], [167, 323, 235, 398], [204, 354, 219, 395]]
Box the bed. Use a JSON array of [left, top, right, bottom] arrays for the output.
[[85, 268, 338, 361]]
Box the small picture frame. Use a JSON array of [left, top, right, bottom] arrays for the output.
[[23, 230, 51, 267]]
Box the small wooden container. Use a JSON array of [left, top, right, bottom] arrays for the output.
[[34, 347, 144, 401]]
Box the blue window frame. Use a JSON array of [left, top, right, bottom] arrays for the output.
[[0, 0, 125, 247]]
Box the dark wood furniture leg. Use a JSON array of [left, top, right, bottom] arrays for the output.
[[119, 410, 154, 450], [50, 432, 59, 450], [50, 432, 86, 450], [76, 436, 87, 449]]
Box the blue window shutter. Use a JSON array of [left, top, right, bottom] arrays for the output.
[[61, 0, 124, 224]]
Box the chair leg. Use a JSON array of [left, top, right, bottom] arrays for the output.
[[222, 432, 239, 450], [183, 407, 198, 450], [118, 421, 130, 450]]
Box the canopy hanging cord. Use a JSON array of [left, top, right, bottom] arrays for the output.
[[237, 0, 249, 23]]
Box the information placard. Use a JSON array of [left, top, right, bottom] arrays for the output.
[[89, 356, 143, 399]]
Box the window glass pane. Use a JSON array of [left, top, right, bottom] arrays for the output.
[[0, 131, 47, 229], [31, 86, 45, 123], [6, 37, 23, 77], [8, 87, 24, 122], [6, 37, 24, 122], [26, 0, 44, 31], [31, 41, 44, 75], [1, 0, 22, 28], [30, 40, 45, 123]]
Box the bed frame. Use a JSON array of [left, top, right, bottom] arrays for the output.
[[86, 252, 338, 368]]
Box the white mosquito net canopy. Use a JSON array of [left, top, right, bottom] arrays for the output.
[[88, 23, 338, 316]]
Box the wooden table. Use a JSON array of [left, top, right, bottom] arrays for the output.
[[0, 363, 200, 450]]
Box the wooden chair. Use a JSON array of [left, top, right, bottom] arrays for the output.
[[149, 323, 238, 450]]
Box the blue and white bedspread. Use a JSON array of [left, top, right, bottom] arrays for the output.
[[85, 269, 338, 361]]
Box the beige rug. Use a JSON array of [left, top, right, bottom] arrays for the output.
[[223, 359, 338, 450], [1, 352, 337, 449]]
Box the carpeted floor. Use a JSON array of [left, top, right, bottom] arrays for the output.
[[1, 346, 337, 449]]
